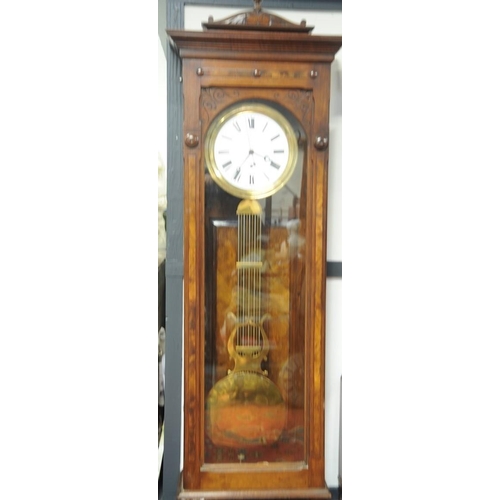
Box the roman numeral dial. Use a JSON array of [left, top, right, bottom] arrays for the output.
[[205, 103, 298, 200]]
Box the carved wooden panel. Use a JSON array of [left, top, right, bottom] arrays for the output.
[[201, 87, 313, 136]]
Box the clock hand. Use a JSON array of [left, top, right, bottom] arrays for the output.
[[235, 146, 258, 171], [244, 118, 255, 154], [250, 151, 281, 170], [250, 151, 268, 161], [236, 151, 253, 170]]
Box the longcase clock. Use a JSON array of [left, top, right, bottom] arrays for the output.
[[168, 2, 341, 498]]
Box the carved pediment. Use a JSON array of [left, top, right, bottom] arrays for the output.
[[202, 0, 313, 33]]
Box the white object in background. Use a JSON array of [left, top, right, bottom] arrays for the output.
[[158, 424, 164, 478]]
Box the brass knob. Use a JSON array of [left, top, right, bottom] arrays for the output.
[[253, 69, 262, 77], [196, 67, 204, 76], [310, 70, 318, 79]]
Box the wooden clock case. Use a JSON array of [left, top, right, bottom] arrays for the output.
[[168, 4, 341, 498]]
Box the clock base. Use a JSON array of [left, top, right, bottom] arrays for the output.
[[177, 475, 331, 499]]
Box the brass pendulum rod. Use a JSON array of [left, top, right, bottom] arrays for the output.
[[228, 199, 270, 374]]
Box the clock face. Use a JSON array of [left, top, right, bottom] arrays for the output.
[[205, 103, 298, 199]]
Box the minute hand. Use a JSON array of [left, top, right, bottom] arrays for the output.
[[236, 151, 251, 168]]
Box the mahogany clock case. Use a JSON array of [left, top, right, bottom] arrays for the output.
[[167, 5, 341, 498]]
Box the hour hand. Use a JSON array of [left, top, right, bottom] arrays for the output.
[[263, 155, 281, 170], [250, 150, 270, 163]]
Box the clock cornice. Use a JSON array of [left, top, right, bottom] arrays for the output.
[[167, 30, 342, 62]]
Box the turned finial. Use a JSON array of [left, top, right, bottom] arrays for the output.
[[253, 0, 262, 12]]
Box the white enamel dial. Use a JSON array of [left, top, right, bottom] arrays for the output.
[[205, 103, 298, 199]]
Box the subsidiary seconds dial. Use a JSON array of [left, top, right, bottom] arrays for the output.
[[205, 103, 298, 199]]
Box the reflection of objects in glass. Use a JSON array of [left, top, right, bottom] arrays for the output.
[[277, 219, 305, 262], [278, 353, 304, 408], [287, 219, 304, 258]]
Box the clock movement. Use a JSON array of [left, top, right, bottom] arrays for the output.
[[167, 1, 341, 498]]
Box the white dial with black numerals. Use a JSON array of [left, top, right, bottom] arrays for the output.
[[205, 102, 298, 199]]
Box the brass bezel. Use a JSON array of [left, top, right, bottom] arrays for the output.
[[205, 102, 298, 200]]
